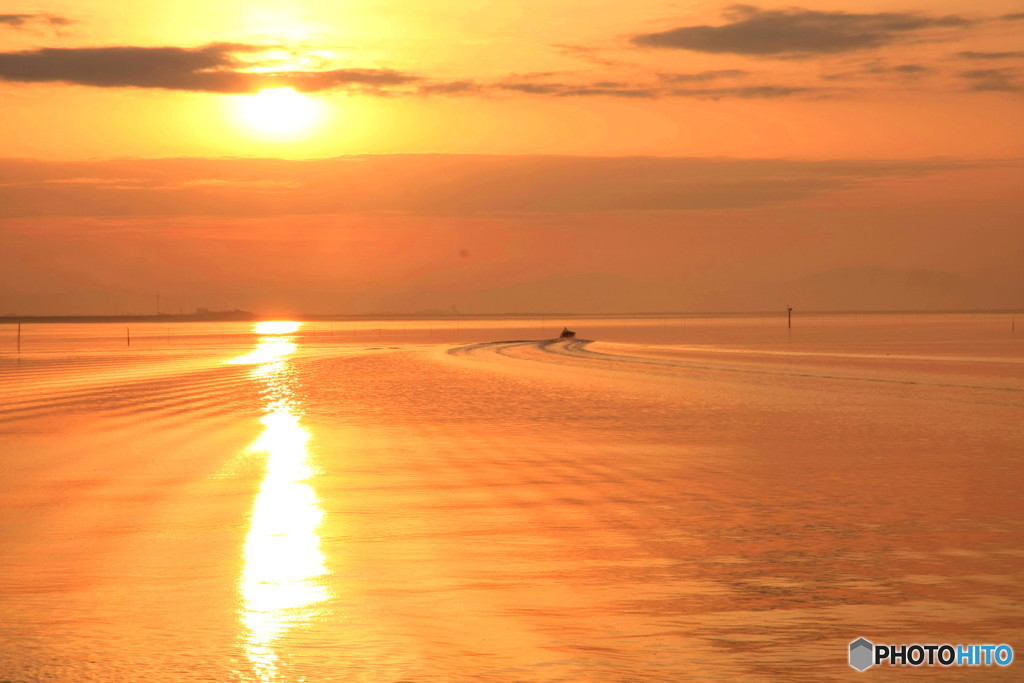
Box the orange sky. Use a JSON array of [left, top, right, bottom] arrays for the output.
[[1, 1, 1022, 314]]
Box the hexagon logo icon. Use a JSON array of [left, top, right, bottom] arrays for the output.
[[849, 638, 874, 671]]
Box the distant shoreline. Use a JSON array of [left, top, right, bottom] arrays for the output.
[[1, 309, 1020, 324], [0, 312, 256, 324]]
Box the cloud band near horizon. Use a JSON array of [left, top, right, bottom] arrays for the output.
[[0, 155, 1006, 220]]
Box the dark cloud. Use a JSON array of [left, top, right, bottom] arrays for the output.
[[632, 4, 972, 57], [822, 62, 929, 81], [419, 80, 482, 95], [957, 50, 1024, 60], [668, 85, 818, 98], [559, 86, 661, 98], [0, 42, 812, 100], [451, 74, 817, 100], [659, 69, 749, 83], [498, 82, 567, 95], [0, 13, 73, 30], [0, 14, 39, 27], [0, 44, 418, 93], [0, 44, 254, 92], [498, 81, 660, 98], [960, 68, 1022, 92], [877, 64, 928, 74], [272, 68, 418, 92], [1001, 13, 1024, 21]]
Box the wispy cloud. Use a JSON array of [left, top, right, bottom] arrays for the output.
[[960, 68, 1022, 92], [551, 44, 626, 68], [822, 62, 929, 81], [957, 50, 1024, 60], [496, 81, 661, 98], [419, 71, 820, 100], [178, 178, 306, 191], [0, 13, 74, 31], [632, 4, 972, 57], [659, 69, 750, 83], [668, 85, 819, 99], [418, 80, 482, 95], [0, 176, 144, 188]]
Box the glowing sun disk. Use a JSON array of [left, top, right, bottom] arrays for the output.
[[237, 88, 321, 138]]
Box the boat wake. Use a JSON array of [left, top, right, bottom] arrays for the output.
[[447, 338, 1023, 401], [449, 338, 692, 370]]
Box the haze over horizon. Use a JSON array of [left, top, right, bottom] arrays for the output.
[[1, 1, 1022, 315]]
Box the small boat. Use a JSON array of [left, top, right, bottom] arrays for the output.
[[559, 327, 576, 339]]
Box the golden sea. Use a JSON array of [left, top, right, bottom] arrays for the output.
[[1, 314, 1021, 681]]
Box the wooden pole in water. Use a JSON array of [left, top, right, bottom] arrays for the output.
[[17, 321, 21, 352], [787, 305, 793, 329], [126, 326, 130, 346]]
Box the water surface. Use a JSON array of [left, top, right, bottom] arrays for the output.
[[1, 314, 1021, 681]]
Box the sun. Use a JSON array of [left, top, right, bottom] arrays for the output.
[[236, 88, 323, 138], [253, 321, 302, 335]]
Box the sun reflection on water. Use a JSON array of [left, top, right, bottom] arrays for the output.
[[229, 340, 297, 368], [233, 322, 329, 682], [254, 320, 302, 335]]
